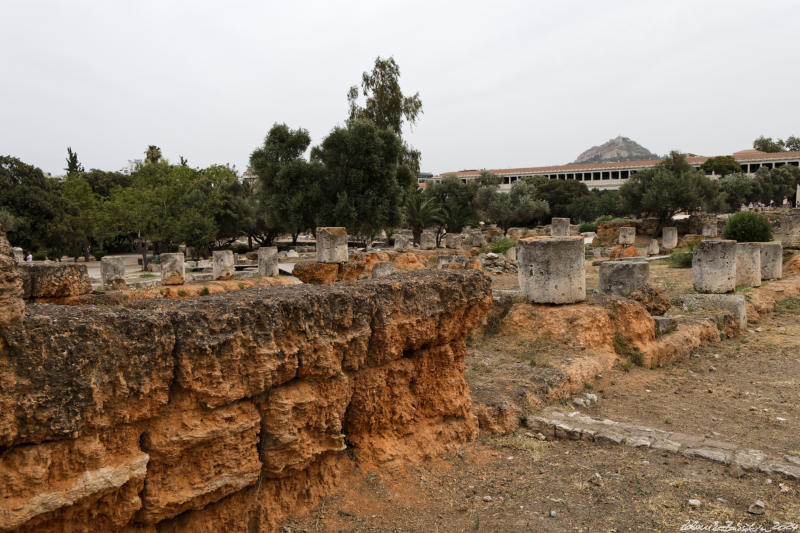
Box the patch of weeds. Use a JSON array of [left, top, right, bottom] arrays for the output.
[[527, 352, 551, 367], [775, 296, 800, 314], [199, 286, 210, 296], [238, 281, 246, 289], [489, 435, 543, 459], [483, 297, 513, 338], [734, 285, 753, 293], [177, 289, 187, 297], [664, 418, 672, 425], [618, 360, 634, 372], [139, 273, 157, 278], [584, 382, 594, 391], [668, 251, 693, 268], [613, 331, 643, 366]]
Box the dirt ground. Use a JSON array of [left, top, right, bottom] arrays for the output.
[[283, 265, 800, 532]]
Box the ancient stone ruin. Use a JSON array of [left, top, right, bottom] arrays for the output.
[[598, 260, 649, 297], [316, 227, 348, 263], [257, 246, 279, 277], [212, 250, 235, 280], [0, 228, 491, 532], [692, 240, 737, 293], [662, 227, 678, 250], [160, 252, 185, 285], [618, 226, 635, 245], [735, 242, 762, 288], [550, 217, 570, 237], [517, 236, 585, 304]]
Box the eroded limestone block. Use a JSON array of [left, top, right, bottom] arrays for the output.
[[394, 234, 410, 250], [517, 236, 585, 304], [646, 239, 660, 256], [17, 263, 91, 299], [735, 242, 761, 288], [445, 233, 464, 249], [681, 293, 747, 331], [212, 250, 234, 280], [702, 221, 718, 238], [257, 246, 279, 277], [160, 252, 185, 285], [662, 227, 678, 250], [372, 262, 394, 279], [12, 247, 23, 262], [316, 227, 348, 263], [618, 227, 636, 245], [692, 240, 736, 293], [420, 230, 437, 250], [506, 227, 526, 241], [598, 260, 649, 297], [259, 376, 351, 478], [0, 427, 148, 532], [760, 242, 782, 281], [136, 402, 262, 524], [486, 226, 504, 242], [550, 218, 570, 237], [437, 255, 468, 269], [101, 256, 126, 289]]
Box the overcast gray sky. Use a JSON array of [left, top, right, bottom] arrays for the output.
[[2, 1, 798, 176]]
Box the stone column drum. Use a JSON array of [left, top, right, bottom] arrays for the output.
[[662, 227, 678, 250], [598, 260, 649, 297], [445, 233, 464, 249], [420, 230, 437, 250], [759, 242, 782, 281], [550, 218, 571, 237], [517, 236, 585, 304], [470, 230, 486, 248], [101, 256, 126, 290], [692, 240, 737, 293], [316, 227, 348, 263], [257, 246, 279, 277], [702, 222, 718, 238], [646, 239, 660, 256], [212, 250, 235, 280], [735, 242, 761, 287], [160, 252, 185, 285], [394, 234, 410, 250], [618, 227, 636, 245]]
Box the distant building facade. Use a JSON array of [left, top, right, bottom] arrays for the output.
[[424, 149, 800, 191]]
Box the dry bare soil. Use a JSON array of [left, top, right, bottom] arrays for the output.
[[284, 266, 800, 532]]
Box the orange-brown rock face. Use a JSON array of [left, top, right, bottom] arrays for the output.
[[609, 244, 640, 259], [0, 270, 491, 532], [17, 263, 92, 299]]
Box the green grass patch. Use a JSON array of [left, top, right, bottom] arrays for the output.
[[613, 331, 643, 366], [479, 237, 516, 255], [775, 296, 800, 314], [139, 273, 157, 278], [668, 251, 693, 268], [199, 286, 210, 296]]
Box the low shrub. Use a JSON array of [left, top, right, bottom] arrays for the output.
[[722, 212, 773, 242], [198, 286, 210, 296], [32, 252, 46, 261], [668, 251, 693, 268], [234, 243, 250, 254], [92, 249, 105, 260], [486, 237, 515, 255], [578, 222, 598, 233]]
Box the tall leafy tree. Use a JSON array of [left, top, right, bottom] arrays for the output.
[[701, 155, 740, 177], [65, 147, 84, 173], [145, 145, 162, 163], [424, 175, 479, 235], [312, 119, 402, 238]]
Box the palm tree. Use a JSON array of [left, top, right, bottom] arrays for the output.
[[145, 145, 162, 164], [404, 191, 444, 245]]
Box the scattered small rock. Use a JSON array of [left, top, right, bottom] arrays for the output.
[[535, 432, 546, 441], [573, 397, 586, 407], [549, 510, 557, 518], [584, 393, 598, 404], [688, 499, 701, 508], [483, 495, 493, 502], [776, 417, 787, 422], [747, 500, 765, 515], [589, 473, 604, 487], [708, 365, 717, 372]]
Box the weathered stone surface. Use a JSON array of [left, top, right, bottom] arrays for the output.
[[101, 256, 126, 289], [598, 260, 649, 297], [618, 226, 636, 245], [0, 427, 148, 532], [212, 250, 234, 281], [693, 240, 737, 293], [445, 233, 464, 249], [292, 262, 340, 284], [735, 242, 761, 287], [760, 241, 782, 280], [609, 244, 639, 259], [316, 227, 348, 263], [774, 210, 800, 249], [518, 237, 585, 304], [486, 226, 504, 242], [702, 221, 718, 238], [437, 255, 468, 269], [646, 239, 660, 256], [681, 293, 747, 331], [371, 262, 394, 278], [257, 246, 279, 277], [630, 284, 671, 316], [420, 230, 437, 250], [259, 376, 351, 477], [12, 247, 23, 262], [551, 218, 570, 237], [1, 305, 175, 446], [469, 229, 487, 247], [160, 252, 185, 285], [662, 227, 678, 250], [17, 263, 92, 299], [136, 402, 261, 524], [393, 234, 410, 250]]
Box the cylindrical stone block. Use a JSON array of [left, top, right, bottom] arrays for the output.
[[445, 233, 464, 249], [598, 260, 649, 297], [618, 227, 636, 245], [505, 246, 517, 262], [212, 250, 235, 280], [372, 262, 395, 279], [702, 222, 718, 238], [662, 227, 678, 250], [101, 256, 126, 289], [735, 242, 761, 287], [394, 234, 410, 250], [550, 218, 571, 237], [759, 242, 782, 281], [160, 252, 185, 285], [471, 230, 486, 248], [12, 247, 23, 262], [316, 227, 348, 263], [517, 236, 585, 304], [692, 240, 736, 293], [646, 239, 660, 256], [420, 231, 437, 250], [258, 246, 279, 277]]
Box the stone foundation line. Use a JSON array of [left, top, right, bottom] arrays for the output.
[[527, 408, 800, 480]]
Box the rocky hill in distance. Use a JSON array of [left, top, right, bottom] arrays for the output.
[[572, 136, 660, 164]]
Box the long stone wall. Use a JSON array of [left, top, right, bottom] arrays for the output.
[[0, 255, 491, 532]]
